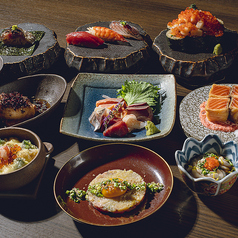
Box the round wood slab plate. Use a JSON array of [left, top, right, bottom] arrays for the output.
[[152, 29, 238, 88], [0, 23, 62, 79], [64, 21, 152, 73], [54, 143, 173, 226]]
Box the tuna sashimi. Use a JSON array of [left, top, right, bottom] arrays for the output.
[[126, 102, 153, 121], [66, 31, 104, 48], [103, 120, 129, 137]]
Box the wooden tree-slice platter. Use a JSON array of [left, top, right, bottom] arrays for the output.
[[0, 23, 62, 80], [64, 21, 152, 73], [152, 29, 238, 88]]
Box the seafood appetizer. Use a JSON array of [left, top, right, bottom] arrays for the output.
[[0, 137, 39, 174], [66, 31, 104, 48], [66, 169, 164, 213], [0, 25, 45, 56], [89, 80, 161, 137], [1, 25, 35, 47], [166, 4, 225, 53], [109, 21, 143, 40], [0, 92, 50, 126], [199, 84, 238, 132], [186, 153, 235, 180], [87, 26, 128, 42]]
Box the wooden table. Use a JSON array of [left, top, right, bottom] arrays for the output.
[[1, 1, 238, 237]]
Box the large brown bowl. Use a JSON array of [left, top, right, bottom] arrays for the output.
[[0, 127, 53, 191], [54, 143, 173, 226]]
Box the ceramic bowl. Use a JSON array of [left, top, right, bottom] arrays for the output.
[[54, 143, 173, 226], [0, 73, 67, 128], [0, 127, 53, 191], [175, 134, 238, 196]]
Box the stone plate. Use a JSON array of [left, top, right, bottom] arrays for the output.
[[60, 73, 176, 142], [179, 84, 238, 143], [0, 23, 62, 79], [64, 21, 152, 73], [153, 29, 238, 88], [54, 143, 173, 226]]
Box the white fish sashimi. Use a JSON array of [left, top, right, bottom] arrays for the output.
[[122, 114, 146, 132], [109, 21, 143, 40], [89, 107, 108, 131]]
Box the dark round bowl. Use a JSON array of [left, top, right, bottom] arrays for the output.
[[0, 127, 53, 191], [54, 143, 173, 226]]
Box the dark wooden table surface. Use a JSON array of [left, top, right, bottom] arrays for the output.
[[1, 0, 238, 237]]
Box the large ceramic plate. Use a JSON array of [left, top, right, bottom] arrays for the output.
[[0, 74, 67, 127], [179, 84, 238, 143], [60, 73, 176, 142], [54, 143, 173, 226]]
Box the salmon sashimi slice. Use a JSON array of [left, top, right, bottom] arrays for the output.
[[96, 98, 125, 107], [205, 97, 230, 122], [229, 97, 238, 123], [230, 85, 238, 98], [209, 84, 231, 98]]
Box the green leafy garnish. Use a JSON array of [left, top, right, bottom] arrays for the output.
[[189, 4, 198, 10], [22, 140, 37, 149], [66, 188, 87, 203], [117, 80, 160, 112], [0, 139, 6, 146]]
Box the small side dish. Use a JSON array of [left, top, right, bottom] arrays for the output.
[[0, 91, 50, 126], [66, 169, 164, 214], [199, 84, 238, 132], [0, 24, 45, 56], [167, 4, 224, 53], [152, 5, 238, 86], [175, 134, 238, 196], [0, 137, 39, 174], [186, 153, 235, 180]]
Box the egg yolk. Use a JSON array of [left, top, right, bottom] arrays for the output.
[[204, 156, 220, 171], [102, 186, 127, 198], [101, 179, 127, 198]]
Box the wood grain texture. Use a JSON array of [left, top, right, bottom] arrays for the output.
[[0, 1, 238, 237]]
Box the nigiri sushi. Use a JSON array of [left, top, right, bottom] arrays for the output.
[[109, 21, 143, 40], [87, 26, 128, 42], [66, 31, 104, 48]]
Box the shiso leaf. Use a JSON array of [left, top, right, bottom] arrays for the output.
[[117, 80, 160, 112]]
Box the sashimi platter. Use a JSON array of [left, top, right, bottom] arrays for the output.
[[60, 73, 176, 142]]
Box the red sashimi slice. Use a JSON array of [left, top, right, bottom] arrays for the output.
[[103, 120, 129, 137], [66, 31, 104, 48]]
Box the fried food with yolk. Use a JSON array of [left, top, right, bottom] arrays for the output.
[[87, 169, 146, 213]]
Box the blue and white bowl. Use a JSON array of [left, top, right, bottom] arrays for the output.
[[175, 134, 238, 196]]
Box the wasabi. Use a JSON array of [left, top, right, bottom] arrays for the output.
[[145, 121, 160, 136], [213, 43, 223, 55]]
